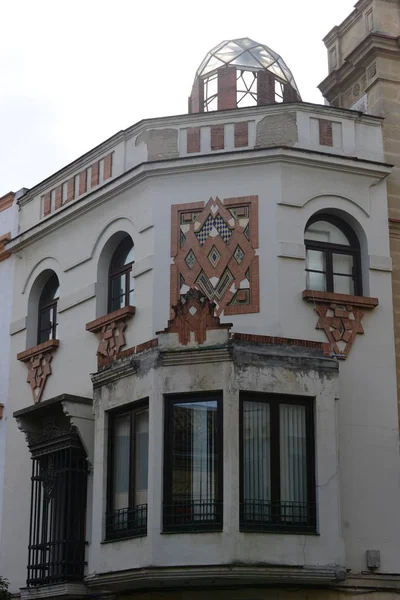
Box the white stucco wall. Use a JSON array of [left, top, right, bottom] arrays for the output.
[[1, 105, 398, 591], [0, 199, 17, 553]]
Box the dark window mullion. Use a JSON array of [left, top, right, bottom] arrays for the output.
[[129, 410, 135, 511], [305, 403, 316, 528], [326, 251, 334, 292], [270, 401, 280, 523]]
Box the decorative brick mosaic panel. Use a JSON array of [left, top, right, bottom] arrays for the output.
[[170, 196, 259, 316]]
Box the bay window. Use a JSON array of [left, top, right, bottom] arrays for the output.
[[106, 401, 149, 540], [240, 393, 316, 533], [163, 395, 222, 533]]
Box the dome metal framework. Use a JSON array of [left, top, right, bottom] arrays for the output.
[[189, 37, 301, 113]]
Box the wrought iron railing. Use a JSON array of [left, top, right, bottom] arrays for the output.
[[240, 500, 316, 533], [163, 500, 222, 532], [106, 504, 148, 540]]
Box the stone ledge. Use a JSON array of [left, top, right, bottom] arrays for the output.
[[20, 582, 88, 599], [17, 339, 60, 362], [86, 305, 135, 332], [85, 564, 346, 592], [302, 289, 378, 309]]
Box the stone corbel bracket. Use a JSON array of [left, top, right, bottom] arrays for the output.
[[17, 339, 60, 403], [86, 305, 136, 365], [303, 290, 378, 359]]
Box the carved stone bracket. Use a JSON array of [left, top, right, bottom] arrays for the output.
[[17, 339, 60, 403], [86, 305, 135, 361], [303, 290, 378, 359], [157, 288, 232, 345]]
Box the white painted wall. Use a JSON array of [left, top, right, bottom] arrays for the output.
[[1, 105, 398, 591], [0, 198, 17, 554]]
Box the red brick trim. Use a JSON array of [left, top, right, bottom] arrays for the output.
[[98, 338, 158, 367], [0, 232, 11, 263], [104, 153, 113, 180], [234, 122, 249, 148], [66, 178, 75, 202], [302, 290, 378, 309], [55, 185, 62, 210], [217, 66, 237, 110], [17, 339, 60, 362], [211, 125, 224, 151], [232, 332, 330, 355], [0, 404, 4, 420], [187, 128, 201, 153], [0, 192, 14, 213], [91, 161, 100, 187], [319, 119, 333, 147], [170, 196, 260, 317], [43, 192, 51, 216], [257, 70, 275, 105], [86, 305, 136, 333], [79, 170, 87, 195]]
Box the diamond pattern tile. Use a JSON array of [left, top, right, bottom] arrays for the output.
[[208, 246, 221, 267]]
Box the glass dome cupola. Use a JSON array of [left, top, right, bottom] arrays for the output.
[[189, 37, 301, 113]]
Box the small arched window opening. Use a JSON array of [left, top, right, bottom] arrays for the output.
[[108, 237, 135, 312], [38, 273, 60, 344], [305, 215, 362, 296]]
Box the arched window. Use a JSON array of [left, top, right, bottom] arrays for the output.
[[305, 215, 362, 296], [108, 237, 135, 312], [38, 273, 60, 343]]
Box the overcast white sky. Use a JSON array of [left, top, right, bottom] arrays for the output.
[[0, 0, 355, 194]]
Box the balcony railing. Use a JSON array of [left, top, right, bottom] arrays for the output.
[[163, 500, 223, 533], [106, 504, 148, 540], [240, 500, 316, 533]]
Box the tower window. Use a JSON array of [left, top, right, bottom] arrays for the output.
[[305, 215, 362, 296], [108, 237, 135, 313], [38, 273, 59, 344]]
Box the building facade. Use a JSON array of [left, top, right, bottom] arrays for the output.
[[0, 191, 17, 550], [1, 37, 400, 600], [319, 0, 400, 416]]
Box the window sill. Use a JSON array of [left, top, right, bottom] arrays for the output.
[[86, 305, 136, 333], [162, 527, 223, 535], [240, 525, 318, 535], [17, 338, 60, 362], [103, 531, 147, 543], [302, 290, 378, 309]]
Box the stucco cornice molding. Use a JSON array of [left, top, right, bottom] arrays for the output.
[[8, 148, 391, 253], [319, 34, 400, 97], [85, 564, 347, 591]]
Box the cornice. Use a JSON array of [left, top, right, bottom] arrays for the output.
[[7, 147, 392, 253], [85, 564, 347, 591], [319, 34, 400, 96], [18, 102, 383, 206]]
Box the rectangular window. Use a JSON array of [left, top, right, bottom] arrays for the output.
[[163, 394, 222, 533], [106, 401, 149, 540], [240, 393, 316, 533]]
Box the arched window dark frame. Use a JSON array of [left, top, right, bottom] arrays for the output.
[[108, 237, 135, 313], [38, 273, 60, 344], [304, 214, 362, 296]]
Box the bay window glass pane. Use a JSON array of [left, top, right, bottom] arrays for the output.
[[172, 400, 218, 520], [134, 409, 149, 507], [113, 414, 130, 511], [334, 274, 354, 295], [243, 401, 270, 520], [306, 271, 326, 292], [280, 404, 307, 523], [333, 253, 353, 276], [306, 249, 325, 272]]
